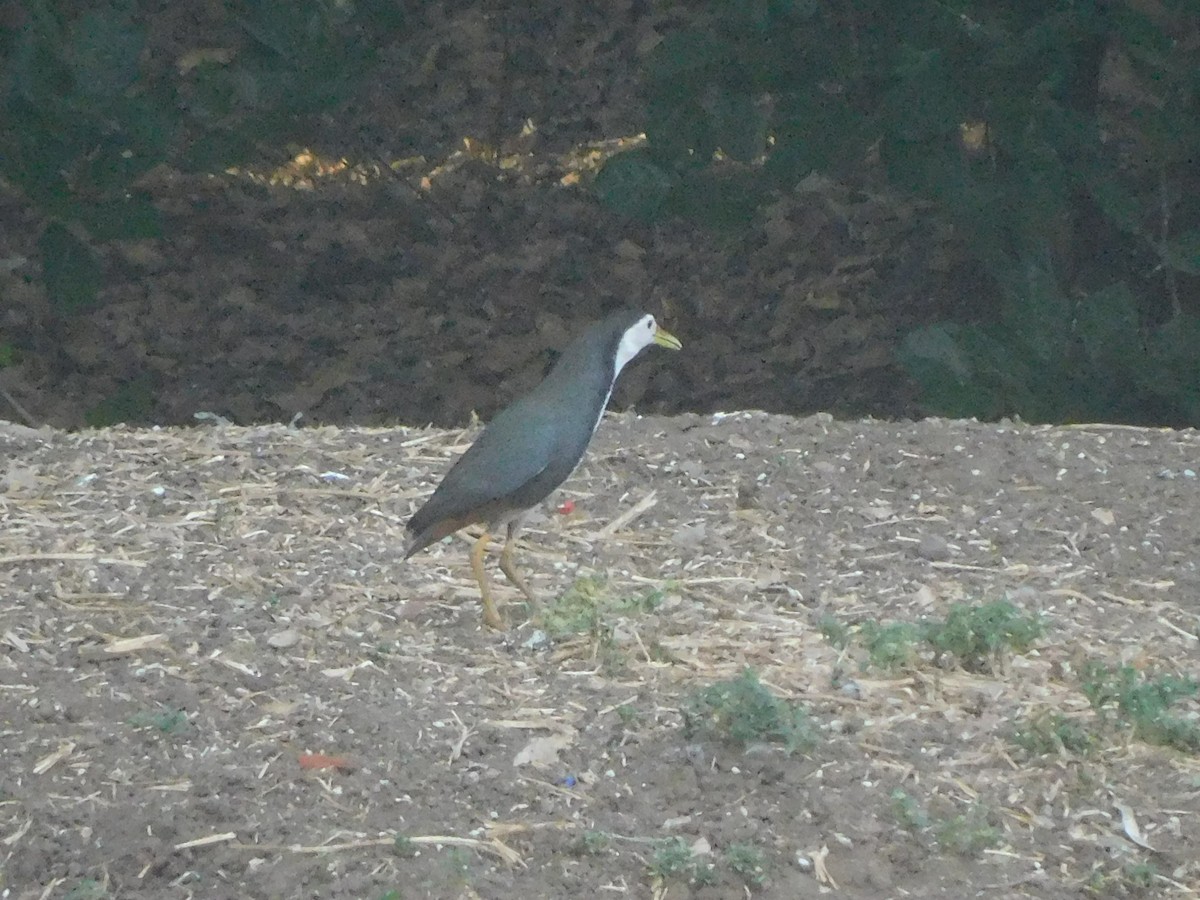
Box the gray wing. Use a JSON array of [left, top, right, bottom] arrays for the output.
[[406, 398, 558, 538]]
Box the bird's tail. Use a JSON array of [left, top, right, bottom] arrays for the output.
[[403, 515, 468, 560]]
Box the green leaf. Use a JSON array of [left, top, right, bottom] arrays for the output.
[[7, 9, 70, 108], [767, 91, 873, 182], [880, 132, 963, 197], [708, 88, 766, 163], [357, 0, 409, 30], [78, 194, 163, 241], [67, 5, 144, 100], [237, 1, 319, 60], [85, 374, 156, 427], [999, 264, 1072, 368], [593, 151, 674, 222], [1109, 5, 1175, 65], [1090, 177, 1145, 236], [644, 29, 727, 87], [898, 323, 1004, 419], [1074, 284, 1144, 373], [883, 49, 965, 142], [1142, 314, 1200, 423], [0, 133, 78, 217], [900, 322, 973, 383], [1165, 229, 1200, 274], [644, 98, 715, 169], [39, 223, 102, 315], [667, 170, 761, 231], [963, 324, 1053, 417], [175, 128, 261, 171]]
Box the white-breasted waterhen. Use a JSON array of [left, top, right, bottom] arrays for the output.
[[404, 309, 682, 629]]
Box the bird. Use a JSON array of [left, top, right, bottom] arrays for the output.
[[404, 309, 682, 629]]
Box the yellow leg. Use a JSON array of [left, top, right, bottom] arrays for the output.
[[470, 530, 505, 630], [499, 527, 538, 611]]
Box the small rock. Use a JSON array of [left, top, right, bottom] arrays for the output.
[[266, 629, 301, 649], [513, 732, 574, 769], [1006, 586, 1041, 609], [916, 533, 952, 561], [220, 284, 258, 310], [838, 679, 865, 699], [521, 629, 549, 650], [670, 522, 707, 548], [735, 480, 762, 509], [614, 239, 646, 260]]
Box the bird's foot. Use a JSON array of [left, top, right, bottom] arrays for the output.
[[481, 599, 507, 631]]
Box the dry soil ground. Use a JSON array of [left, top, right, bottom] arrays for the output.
[[2, 411, 1199, 899]]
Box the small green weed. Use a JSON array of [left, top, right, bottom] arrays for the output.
[[1123, 861, 1158, 891], [369, 641, 398, 660], [890, 789, 930, 831], [854, 601, 1043, 673], [818, 614, 851, 650], [442, 846, 473, 880], [923, 601, 1044, 672], [1012, 711, 1095, 757], [378, 891, 403, 900], [725, 842, 767, 886], [683, 668, 816, 753], [1065, 767, 1104, 803], [392, 834, 417, 857], [691, 860, 717, 886], [1082, 662, 1200, 752], [541, 574, 608, 637], [63, 881, 107, 900], [891, 791, 1000, 858], [128, 707, 188, 735], [574, 830, 611, 855], [84, 374, 157, 428], [859, 621, 922, 672], [1085, 860, 1161, 896], [934, 805, 1001, 857], [647, 837, 716, 885], [616, 703, 641, 726], [540, 576, 664, 640], [633, 587, 668, 613], [649, 838, 692, 876]]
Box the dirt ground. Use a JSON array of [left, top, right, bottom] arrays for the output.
[[2, 410, 1199, 899]]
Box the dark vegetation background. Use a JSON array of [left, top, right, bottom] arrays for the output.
[[0, 0, 1197, 429]]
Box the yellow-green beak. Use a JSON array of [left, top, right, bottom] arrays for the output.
[[653, 325, 682, 350]]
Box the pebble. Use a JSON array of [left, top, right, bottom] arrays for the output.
[[521, 629, 549, 650], [266, 629, 301, 649], [916, 533, 952, 561]]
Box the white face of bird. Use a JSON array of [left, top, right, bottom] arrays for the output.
[[613, 314, 682, 377]]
